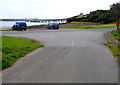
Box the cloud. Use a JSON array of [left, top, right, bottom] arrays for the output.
[[1, 0, 120, 19]]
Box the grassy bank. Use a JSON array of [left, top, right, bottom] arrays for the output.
[[105, 30, 120, 65], [111, 30, 120, 42], [63, 23, 116, 29], [111, 30, 120, 64], [2, 36, 43, 70]]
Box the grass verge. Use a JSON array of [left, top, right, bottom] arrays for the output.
[[105, 41, 120, 65], [111, 30, 120, 42], [71, 22, 99, 24], [2, 36, 43, 70], [105, 30, 120, 65], [63, 23, 116, 29], [0, 29, 12, 31]]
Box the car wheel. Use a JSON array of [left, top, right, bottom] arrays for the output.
[[24, 29, 26, 31]]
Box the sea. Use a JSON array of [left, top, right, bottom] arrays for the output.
[[0, 21, 64, 30]]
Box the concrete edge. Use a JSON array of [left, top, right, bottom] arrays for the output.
[[104, 31, 120, 47]]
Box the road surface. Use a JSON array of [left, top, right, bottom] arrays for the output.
[[2, 29, 118, 83]]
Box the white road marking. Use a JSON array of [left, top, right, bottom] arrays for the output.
[[72, 40, 74, 46]]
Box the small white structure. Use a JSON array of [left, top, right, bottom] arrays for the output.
[[77, 13, 88, 18]]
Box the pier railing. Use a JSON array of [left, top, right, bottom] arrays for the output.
[[0, 18, 67, 23]]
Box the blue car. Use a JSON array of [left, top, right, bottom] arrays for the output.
[[12, 22, 27, 31], [47, 23, 59, 29]]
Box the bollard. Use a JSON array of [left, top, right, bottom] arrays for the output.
[[116, 21, 120, 30]]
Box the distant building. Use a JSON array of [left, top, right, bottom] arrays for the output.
[[76, 13, 88, 18]]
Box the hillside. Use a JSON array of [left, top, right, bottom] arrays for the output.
[[67, 2, 120, 24]]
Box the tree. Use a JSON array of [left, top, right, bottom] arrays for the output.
[[66, 2, 120, 24], [110, 2, 120, 21]]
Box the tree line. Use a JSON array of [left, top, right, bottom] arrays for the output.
[[67, 2, 120, 24]]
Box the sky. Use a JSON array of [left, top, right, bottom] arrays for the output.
[[0, 0, 120, 19]]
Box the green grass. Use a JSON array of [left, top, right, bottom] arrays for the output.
[[111, 30, 120, 42], [2, 36, 43, 70], [111, 30, 120, 65], [0, 36, 2, 52], [71, 22, 98, 24], [0, 29, 12, 31], [0, 36, 1, 70], [105, 41, 119, 56], [105, 30, 120, 65], [105, 41, 120, 65], [63, 23, 116, 29]]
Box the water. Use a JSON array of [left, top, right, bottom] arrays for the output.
[[0, 21, 65, 30]]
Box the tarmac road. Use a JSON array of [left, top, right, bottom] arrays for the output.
[[2, 29, 118, 83]]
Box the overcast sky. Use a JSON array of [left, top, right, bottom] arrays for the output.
[[0, 0, 120, 19]]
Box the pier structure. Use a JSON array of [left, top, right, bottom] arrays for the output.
[[0, 18, 67, 23]]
